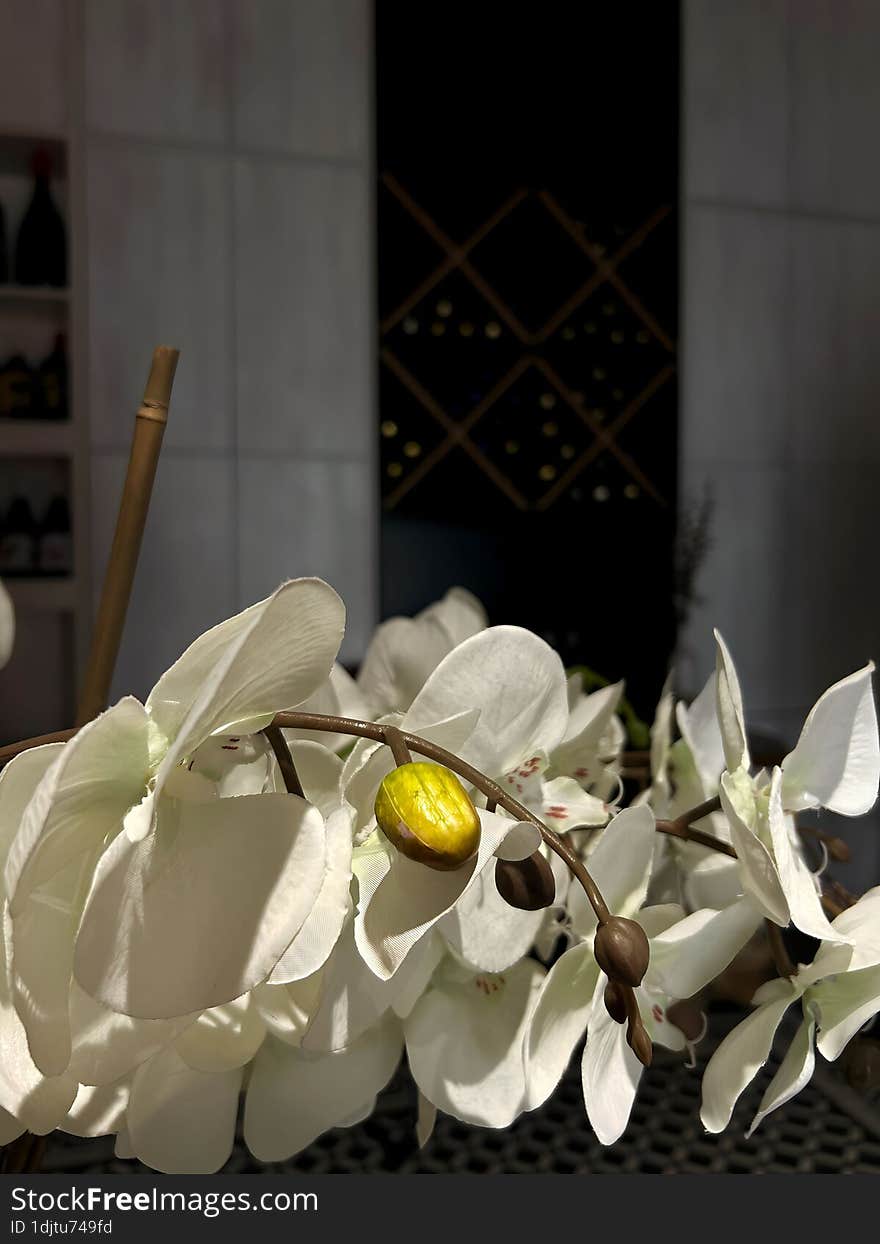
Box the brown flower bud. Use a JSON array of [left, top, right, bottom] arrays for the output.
[[374, 762, 480, 871], [627, 1016, 653, 1068], [594, 916, 650, 987], [495, 851, 556, 911], [603, 979, 628, 1024]]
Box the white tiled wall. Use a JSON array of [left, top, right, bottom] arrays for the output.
[[81, 0, 376, 699], [682, 0, 880, 885]]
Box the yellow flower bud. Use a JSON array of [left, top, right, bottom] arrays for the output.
[[374, 762, 480, 871]]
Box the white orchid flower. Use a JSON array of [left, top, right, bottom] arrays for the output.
[[551, 677, 625, 804], [351, 626, 583, 979], [357, 586, 486, 717], [3, 579, 346, 1078], [524, 805, 761, 1140], [714, 631, 879, 945], [702, 886, 880, 1137], [404, 953, 545, 1129]]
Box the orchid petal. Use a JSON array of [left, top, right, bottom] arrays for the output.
[[766, 768, 849, 945], [714, 631, 749, 774], [268, 806, 353, 985], [175, 994, 266, 1073], [405, 958, 544, 1128], [63, 1079, 129, 1138], [75, 793, 326, 1018], [68, 984, 194, 1086], [244, 1016, 403, 1162], [127, 1047, 242, 1173], [440, 858, 545, 973], [782, 663, 879, 815], [648, 897, 763, 1000], [150, 578, 345, 786], [524, 940, 599, 1110], [0, 952, 76, 1133], [813, 964, 880, 1061], [405, 627, 569, 777], [581, 974, 643, 1145], [700, 992, 795, 1132], [747, 1013, 816, 1136], [677, 673, 726, 790], [719, 772, 790, 927], [569, 805, 656, 939]]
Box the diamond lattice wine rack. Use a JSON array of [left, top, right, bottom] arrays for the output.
[[376, 3, 680, 712]]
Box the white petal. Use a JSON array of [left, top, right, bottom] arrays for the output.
[[561, 681, 624, 748], [175, 994, 266, 1072], [0, 948, 76, 1133], [648, 897, 763, 1000], [423, 586, 487, 647], [766, 768, 849, 944], [569, 804, 656, 939], [494, 821, 542, 862], [676, 673, 725, 790], [63, 1079, 129, 1138], [68, 983, 194, 1086], [285, 741, 343, 818], [539, 777, 609, 831], [440, 858, 544, 973], [719, 772, 790, 927], [405, 626, 569, 777], [747, 1013, 816, 1136], [128, 1047, 242, 1173], [714, 630, 749, 773], [75, 793, 326, 1018], [417, 1091, 437, 1147], [268, 806, 353, 984], [524, 940, 598, 1110], [357, 615, 458, 716], [813, 964, 880, 1061], [782, 663, 880, 815], [253, 975, 324, 1046], [0, 743, 63, 895], [354, 809, 524, 980], [824, 887, 880, 970], [581, 977, 643, 1145], [700, 993, 795, 1132], [5, 697, 149, 910], [150, 578, 345, 785], [405, 958, 544, 1128], [0, 1106, 23, 1145], [244, 1016, 403, 1161]]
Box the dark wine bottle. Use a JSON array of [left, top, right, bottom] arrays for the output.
[[37, 494, 72, 576], [35, 333, 68, 420], [14, 149, 66, 287], [0, 354, 35, 419], [0, 496, 37, 576]]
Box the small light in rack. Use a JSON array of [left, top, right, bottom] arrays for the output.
[[403, 441, 421, 459], [593, 484, 610, 502], [624, 483, 640, 500], [539, 393, 556, 410], [381, 420, 398, 438], [485, 321, 501, 339], [538, 464, 556, 482], [430, 321, 445, 337], [542, 421, 558, 437], [402, 316, 419, 335], [436, 298, 453, 318], [560, 444, 575, 460], [459, 321, 475, 337], [387, 462, 403, 478], [504, 439, 519, 455]]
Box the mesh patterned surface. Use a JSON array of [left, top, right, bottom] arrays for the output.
[[42, 1016, 880, 1175]]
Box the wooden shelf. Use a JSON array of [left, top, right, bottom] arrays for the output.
[[6, 576, 77, 613], [0, 285, 70, 306], [0, 420, 73, 456]]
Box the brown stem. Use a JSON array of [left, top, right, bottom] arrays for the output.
[[263, 726, 304, 797], [654, 796, 734, 858], [385, 726, 412, 767]]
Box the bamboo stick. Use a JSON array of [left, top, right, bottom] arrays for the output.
[[75, 346, 179, 726]]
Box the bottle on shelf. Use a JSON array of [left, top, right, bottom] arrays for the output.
[[35, 333, 68, 420], [37, 494, 72, 576], [14, 148, 66, 287], [0, 353, 35, 419], [0, 495, 37, 576]]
